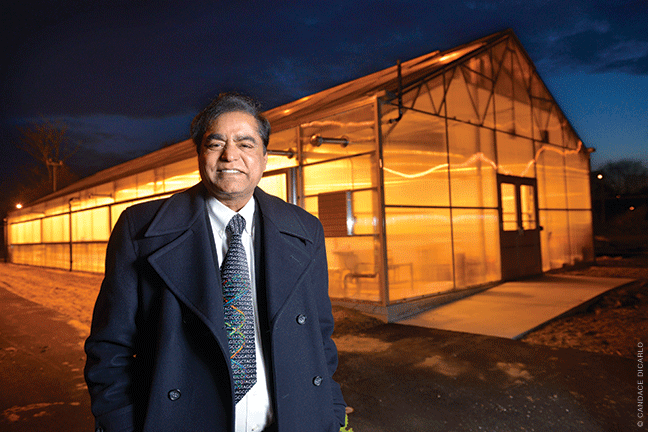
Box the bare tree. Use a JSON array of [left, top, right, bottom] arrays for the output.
[[19, 118, 79, 192]]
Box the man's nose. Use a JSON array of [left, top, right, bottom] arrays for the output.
[[220, 142, 239, 161]]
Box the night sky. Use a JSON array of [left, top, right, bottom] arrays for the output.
[[1, 0, 647, 192]]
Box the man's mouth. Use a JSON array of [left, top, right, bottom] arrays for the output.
[[218, 169, 243, 174]]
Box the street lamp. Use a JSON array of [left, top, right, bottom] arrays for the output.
[[16, 203, 22, 209]]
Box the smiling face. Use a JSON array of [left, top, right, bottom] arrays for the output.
[[198, 111, 268, 211]]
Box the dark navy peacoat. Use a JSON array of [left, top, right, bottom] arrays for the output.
[[84, 183, 346, 432]]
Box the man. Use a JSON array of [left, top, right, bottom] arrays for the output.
[[84, 93, 346, 432]]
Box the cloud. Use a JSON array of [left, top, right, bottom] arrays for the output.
[[530, 6, 648, 75]]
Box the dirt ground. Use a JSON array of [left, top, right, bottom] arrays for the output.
[[0, 255, 646, 360], [520, 255, 648, 359]]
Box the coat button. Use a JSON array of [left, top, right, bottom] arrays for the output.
[[168, 389, 181, 401], [296, 314, 307, 325], [96, 427, 104, 432], [313, 376, 323, 386]]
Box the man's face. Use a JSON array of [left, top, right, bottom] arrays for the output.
[[198, 111, 267, 211]]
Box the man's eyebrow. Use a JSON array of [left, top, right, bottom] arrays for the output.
[[204, 133, 225, 142], [235, 134, 258, 143]]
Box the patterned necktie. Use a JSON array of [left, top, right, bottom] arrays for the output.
[[221, 214, 257, 403]]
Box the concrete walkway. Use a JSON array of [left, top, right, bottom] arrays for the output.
[[400, 274, 635, 339]]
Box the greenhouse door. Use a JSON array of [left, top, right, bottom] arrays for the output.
[[498, 174, 542, 280]]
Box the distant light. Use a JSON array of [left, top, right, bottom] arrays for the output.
[[16, 203, 22, 209], [597, 174, 603, 179], [629, 206, 635, 211]]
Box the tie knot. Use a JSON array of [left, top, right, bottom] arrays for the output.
[[226, 214, 246, 236]]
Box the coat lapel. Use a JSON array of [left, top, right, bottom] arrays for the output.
[[145, 184, 228, 352], [255, 188, 314, 322]]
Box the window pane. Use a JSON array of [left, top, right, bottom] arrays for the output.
[[520, 184, 536, 230], [452, 209, 501, 288], [386, 207, 453, 300], [501, 183, 518, 231], [383, 110, 449, 206]]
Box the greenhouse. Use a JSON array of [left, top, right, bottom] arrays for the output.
[[5, 30, 594, 321]]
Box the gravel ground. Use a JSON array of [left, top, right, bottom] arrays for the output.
[[1, 256, 646, 360]]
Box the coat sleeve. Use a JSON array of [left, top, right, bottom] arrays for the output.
[[84, 210, 140, 432], [311, 221, 347, 427]]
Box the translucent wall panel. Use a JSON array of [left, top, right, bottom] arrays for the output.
[[447, 120, 497, 207], [72, 207, 110, 242], [305, 190, 377, 236], [452, 209, 501, 288], [412, 75, 445, 116], [44, 244, 70, 270], [352, 190, 377, 235], [326, 236, 380, 302], [303, 155, 373, 195], [110, 196, 171, 229], [42, 215, 70, 243], [569, 210, 594, 263], [565, 150, 591, 210], [44, 197, 70, 216], [163, 159, 200, 192], [72, 243, 107, 273], [10, 245, 44, 266], [267, 127, 299, 171], [540, 210, 570, 271], [10, 220, 41, 244], [496, 132, 535, 177], [258, 172, 287, 202], [114, 174, 139, 202], [383, 110, 449, 206], [546, 108, 564, 146], [386, 207, 453, 300], [510, 48, 532, 138], [536, 147, 567, 209], [494, 51, 515, 134], [449, 55, 496, 128], [136, 170, 157, 198], [446, 67, 483, 124], [300, 104, 375, 165]]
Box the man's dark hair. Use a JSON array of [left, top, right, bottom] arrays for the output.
[[190, 92, 271, 153]]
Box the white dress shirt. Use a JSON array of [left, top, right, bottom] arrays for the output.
[[205, 195, 273, 432]]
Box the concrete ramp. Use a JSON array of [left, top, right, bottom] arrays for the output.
[[400, 274, 635, 339]]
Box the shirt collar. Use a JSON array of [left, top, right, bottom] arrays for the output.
[[206, 195, 256, 237]]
